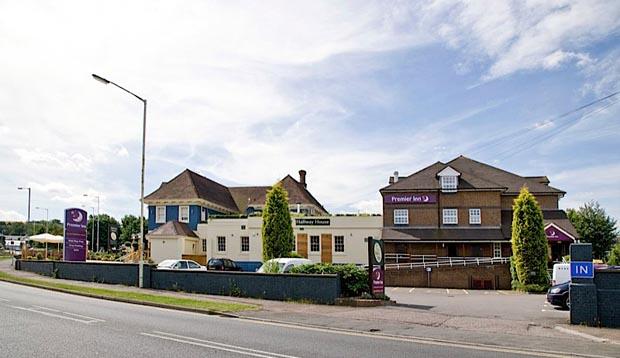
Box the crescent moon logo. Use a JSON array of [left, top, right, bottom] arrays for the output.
[[72, 210, 83, 223], [422, 195, 429, 202], [550, 230, 556, 236]]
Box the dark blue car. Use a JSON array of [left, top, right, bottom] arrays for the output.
[[546, 281, 570, 309]]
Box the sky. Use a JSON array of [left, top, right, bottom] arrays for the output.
[[1, 1, 619, 224]]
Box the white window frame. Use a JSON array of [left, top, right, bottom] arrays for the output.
[[179, 205, 190, 223], [443, 209, 458, 225], [334, 235, 345, 253], [240, 236, 250, 252], [217, 236, 226, 252], [393, 209, 409, 225], [201, 207, 207, 222], [201, 239, 207, 252], [156, 206, 166, 224], [310, 235, 320, 252], [493, 243, 502, 258], [469, 208, 481, 225], [441, 176, 457, 192]]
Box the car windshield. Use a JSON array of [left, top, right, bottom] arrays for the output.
[[158, 260, 176, 268]]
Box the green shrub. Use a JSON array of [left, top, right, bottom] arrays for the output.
[[290, 263, 369, 297], [608, 243, 620, 266], [286, 252, 303, 258]]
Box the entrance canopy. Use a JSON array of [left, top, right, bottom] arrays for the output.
[[28, 233, 64, 244]]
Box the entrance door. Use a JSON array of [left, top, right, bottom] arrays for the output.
[[447, 244, 458, 257], [320, 234, 332, 263], [297, 234, 308, 258]]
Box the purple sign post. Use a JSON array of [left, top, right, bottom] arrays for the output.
[[64, 208, 88, 261]]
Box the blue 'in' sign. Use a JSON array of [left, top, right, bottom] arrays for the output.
[[570, 261, 594, 279]]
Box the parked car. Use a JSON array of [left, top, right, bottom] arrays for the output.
[[257, 258, 313, 273], [551, 263, 570, 286], [547, 281, 570, 309], [207, 258, 242, 271], [156, 259, 207, 271]]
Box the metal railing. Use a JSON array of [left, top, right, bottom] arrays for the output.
[[385, 256, 509, 270]]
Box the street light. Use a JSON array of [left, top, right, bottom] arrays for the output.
[[92, 73, 147, 288], [83, 194, 100, 252], [35, 207, 49, 233], [17, 187, 31, 235]]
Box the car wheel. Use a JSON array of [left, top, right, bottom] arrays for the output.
[[563, 294, 570, 310]]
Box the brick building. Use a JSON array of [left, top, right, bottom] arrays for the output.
[[380, 156, 578, 288]]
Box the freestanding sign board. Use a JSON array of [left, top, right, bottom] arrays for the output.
[[64, 208, 88, 261], [367, 237, 385, 296]]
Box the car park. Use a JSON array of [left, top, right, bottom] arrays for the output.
[[156, 259, 207, 271], [546, 281, 570, 309], [207, 258, 242, 271], [257, 258, 313, 273]]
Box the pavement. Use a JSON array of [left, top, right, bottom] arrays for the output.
[[1, 259, 619, 357]]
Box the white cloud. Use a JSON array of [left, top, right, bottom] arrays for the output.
[[0, 209, 26, 221]]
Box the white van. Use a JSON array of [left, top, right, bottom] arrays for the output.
[[552, 263, 570, 286], [257, 258, 313, 273]]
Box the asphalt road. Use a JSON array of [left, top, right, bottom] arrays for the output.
[[0, 281, 593, 358], [386, 287, 568, 325]]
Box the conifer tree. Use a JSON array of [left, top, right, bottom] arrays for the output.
[[262, 184, 294, 261], [511, 186, 549, 289]]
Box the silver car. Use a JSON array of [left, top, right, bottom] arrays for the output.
[[156, 259, 207, 271]]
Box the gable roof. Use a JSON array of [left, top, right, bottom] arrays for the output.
[[148, 221, 198, 238], [229, 175, 328, 215], [145, 169, 328, 215], [381, 155, 565, 194], [144, 169, 239, 212]]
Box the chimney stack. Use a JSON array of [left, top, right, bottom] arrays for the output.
[[393, 171, 399, 183], [299, 170, 307, 188]]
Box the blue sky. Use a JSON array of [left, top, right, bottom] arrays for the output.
[[1, 1, 619, 223]]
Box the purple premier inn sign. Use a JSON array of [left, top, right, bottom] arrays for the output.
[[64, 208, 88, 261], [545, 224, 574, 242], [384, 193, 437, 204]]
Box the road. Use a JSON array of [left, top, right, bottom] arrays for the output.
[[386, 287, 568, 325], [0, 281, 598, 358]]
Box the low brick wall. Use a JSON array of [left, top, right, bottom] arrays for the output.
[[15, 260, 341, 304], [385, 264, 511, 289]]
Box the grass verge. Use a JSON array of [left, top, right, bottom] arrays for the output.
[[0, 271, 257, 313]]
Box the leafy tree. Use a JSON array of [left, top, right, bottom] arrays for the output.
[[608, 242, 620, 266], [120, 215, 147, 245], [261, 184, 294, 261], [511, 187, 549, 290], [567, 201, 618, 260]]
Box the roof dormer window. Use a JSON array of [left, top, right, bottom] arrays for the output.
[[437, 166, 460, 193], [441, 176, 457, 192]]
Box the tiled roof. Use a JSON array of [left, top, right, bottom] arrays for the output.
[[144, 169, 238, 212], [382, 227, 506, 242], [145, 169, 328, 215], [381, 155, 565, 194], [148, 221, 198, 238], [500, 210, 579, 239]]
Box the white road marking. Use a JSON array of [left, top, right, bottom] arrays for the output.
[[142, 331, 300, 358], [446, 289, 450, 295], [484, 291, 489, 295], [425, 290, 432, 293], [554, 326, 609, 344], [61, 311, 106, 322], [0, 298, 9, 302], [391, 287, 399, 292], [32, 305, 60, 312], [498, 291, 508, 295], [462, 289, 469, 295], [408, 288, 415, 293], [11, 306, 94, 324]]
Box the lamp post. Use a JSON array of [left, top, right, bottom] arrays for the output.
[[92, 73, 147, 288], [17, 187, 31, 235], [35, 207, 49, 233], [83, 194, 100, 251]]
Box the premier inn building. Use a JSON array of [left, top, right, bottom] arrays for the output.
[[380, 156, 578, 288]]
